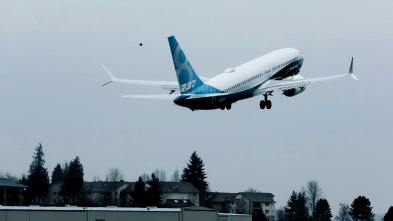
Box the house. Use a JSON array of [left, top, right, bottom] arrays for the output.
[[78, 181, 132, 207], [47, 182, 63, 205], [208, 192, 237, 213], [238, 192, 275, 221], [0, 178, 28, 206], [76, 181, 200, 208], [208, 192, 275, 221], [160, 182, 200, 207]]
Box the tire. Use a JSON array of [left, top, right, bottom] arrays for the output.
[[266, 100, 272, 109], [226, 104, 232, 110], [260, 100, 265, 109]]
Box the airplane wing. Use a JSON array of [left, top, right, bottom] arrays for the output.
[[254, 57, 357, 96], [101, 65, 179, 91]]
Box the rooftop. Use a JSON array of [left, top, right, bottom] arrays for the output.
[[240, 192, 275, 203], [209, 192, 237, 203], [0, 178, 28, 188]]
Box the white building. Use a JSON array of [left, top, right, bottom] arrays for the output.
[[209, 192, 275, 221]]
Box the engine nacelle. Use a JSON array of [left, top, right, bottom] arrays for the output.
[[283, 87, 306, 97]]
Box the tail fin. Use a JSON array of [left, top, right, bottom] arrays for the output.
[[168, 36, 204, 94], [348, 57, 358, 80]]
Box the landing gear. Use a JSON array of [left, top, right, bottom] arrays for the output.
[[260, 94, 272, 110], [220, 103, 232, 110]]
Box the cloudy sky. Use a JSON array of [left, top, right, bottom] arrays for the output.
[[1, 0, 392, 215]]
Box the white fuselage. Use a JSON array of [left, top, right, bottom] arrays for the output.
[[206, 48, 303, 93]]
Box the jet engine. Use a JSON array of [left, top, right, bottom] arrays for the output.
[[283, 87, 306, 97]]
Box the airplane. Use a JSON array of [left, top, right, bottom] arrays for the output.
[[101, 35, 357, 111]]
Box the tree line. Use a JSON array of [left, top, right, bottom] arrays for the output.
[[5, 143, 209, 207], [275, 180, 393, 221], [2, 143, 393, 220]]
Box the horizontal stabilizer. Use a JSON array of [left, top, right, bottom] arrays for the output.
[[100, 65, 179, 90], [183, 93, 229, 99], [121, 94, 178, 100]]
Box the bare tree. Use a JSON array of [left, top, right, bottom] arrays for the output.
[[92, 174, 101, 182], [0, 171, 19, 181], [171, 169, 180, 182], [276, 207, 286, 221], [335, 203, 352, 221], [236, 197, 248, 214], [153, 169, 167, 181], [141, 173, 151, 182], [245, 187, 259, 193], [106, 168, 124, 182], [106, 168, 124, 206], [306, 180, 323, 217]]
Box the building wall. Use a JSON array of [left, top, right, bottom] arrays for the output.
[[0, 210, 85, 221], [211, 202, 236, 213], [218, 214, 252, 221], [163, 193, 199, 206], [0, 207, 232, 221], [182, 209, 217, 221], [47, 183, 63, 205], [87, 211, 180, 221]]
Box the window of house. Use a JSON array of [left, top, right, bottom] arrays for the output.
[[265, 202, 270, 206], [265, 210, 269, 214]]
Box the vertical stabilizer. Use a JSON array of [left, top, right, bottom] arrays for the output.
[[168, 36, 204, 94]]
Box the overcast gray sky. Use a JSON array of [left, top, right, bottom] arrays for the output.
[[1, 0, 392, 215]]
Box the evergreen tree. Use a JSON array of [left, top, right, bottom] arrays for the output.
[[314, 199, 332, 221], [384, 206, 393, 221], [61, 157, 84, 203], [349, 196, 373, 221], [285, 190, 309, 221], [285, 191, 298, 219], [131, 176, 147, 207], [146, 173, 162, 207], [181, 151, 209, 205], [19, 174, 30, 205], [297, 191, 309, 220], [27, 143, 50, 204], [51, 163, 64, 184], [252, 209, 267, 221]]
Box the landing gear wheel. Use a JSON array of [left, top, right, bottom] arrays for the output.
[[226, 104, 232, 110], [266, 100, 272, 109], [220, 106, 225, 110], [260, 100, 265, 109]]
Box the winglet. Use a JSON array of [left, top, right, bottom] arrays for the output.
[[101, 64, 118, 86], [348, 57, 358, 80]]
